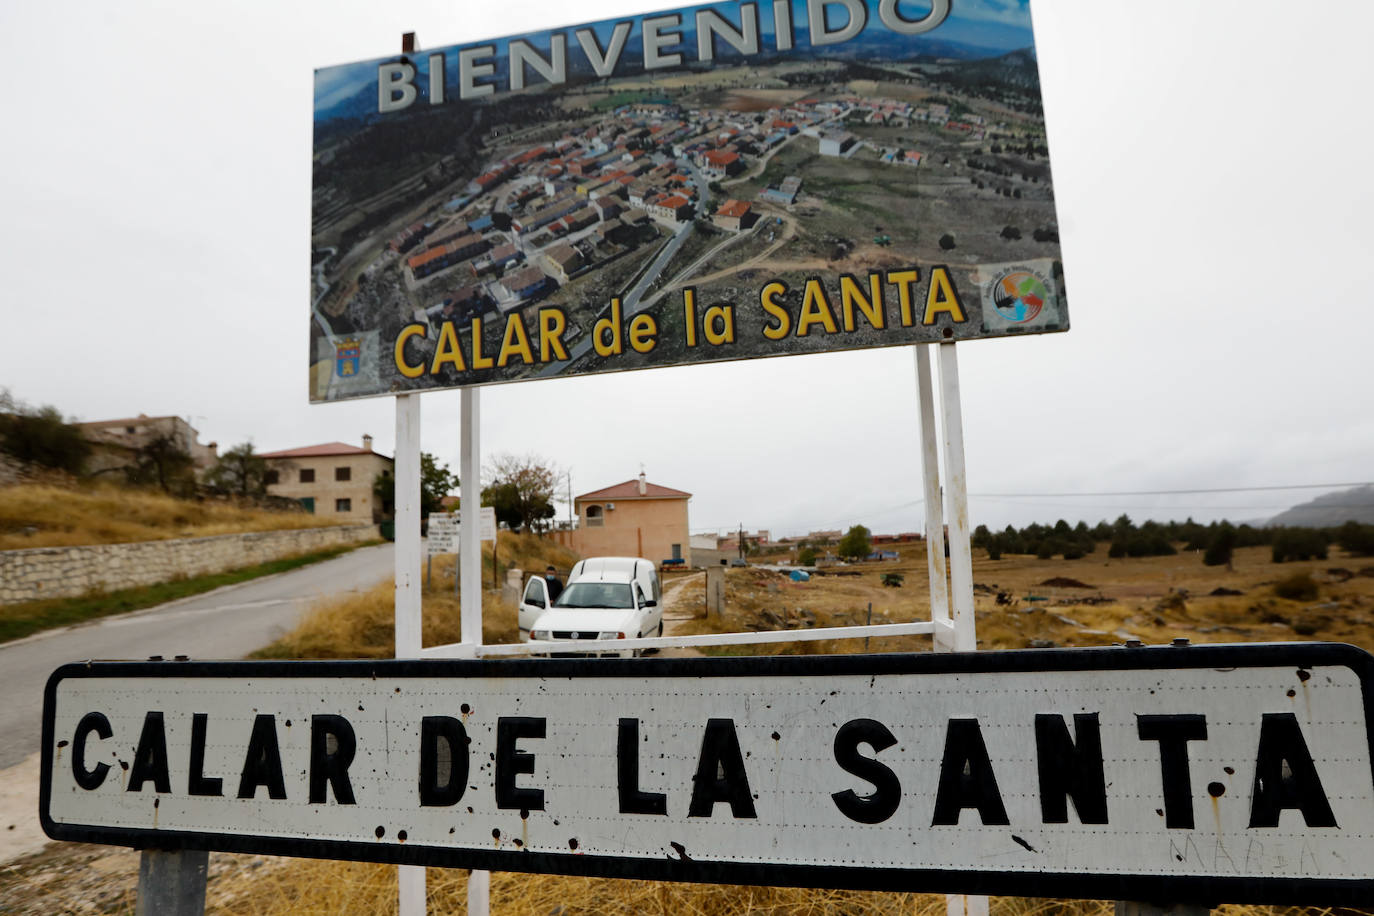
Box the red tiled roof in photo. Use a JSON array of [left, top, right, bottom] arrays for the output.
[[716, 199, 751, 219], [258, 442, 383, 459], [576, 480, 691, 501]]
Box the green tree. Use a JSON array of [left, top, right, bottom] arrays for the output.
[[1337, 521, 1374, 557], [207, 442, 269, 498], [798, 546, 817, 566], [0, 393, 91, 474], [986, 536, 1003, 560], [1272, 528, 1328, 563], [482, 453, 558, 534], [836, 524, 872, 561], [1203, 522, 1237, 568], [373, 452, 457, 518]]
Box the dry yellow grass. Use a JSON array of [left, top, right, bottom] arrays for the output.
[[200, 857, 1355, 916], [213, 541, 1374, 914], [0, 482, 343, 550], [254, 531, 577, 658], [202, 859, 1088, 916], [679, 545, 1374, 656]]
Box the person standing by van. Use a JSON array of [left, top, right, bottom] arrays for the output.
[[544, 565, 564, 602]]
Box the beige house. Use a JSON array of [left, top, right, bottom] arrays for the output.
[[260, 436, 394, 525], [569, 473, 691, 565], [75, 414, 218, 477]]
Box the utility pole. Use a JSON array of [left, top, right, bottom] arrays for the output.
[[738, 523, 745, 561]]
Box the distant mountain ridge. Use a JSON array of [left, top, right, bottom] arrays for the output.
[[1268, 484, 1374, 527]]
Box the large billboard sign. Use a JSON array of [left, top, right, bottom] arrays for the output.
[[42, 645, 1374, 905], [310, 0, 1068, 401]]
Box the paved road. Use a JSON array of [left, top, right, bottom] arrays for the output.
[[0, 542, 395, 769]]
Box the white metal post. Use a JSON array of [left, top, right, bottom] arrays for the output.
[[937, 342, 976, 653], [459, 386, 490, 916], [936, 342, 986, 916], [394, 393, 423, 658], [915, 345, 952, 651], [460, 387, 483, 648], [393, 394, 427, 916], [468, 868, 491, 916]]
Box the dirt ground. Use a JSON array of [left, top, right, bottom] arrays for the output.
[[675, 545, 1374, 657]]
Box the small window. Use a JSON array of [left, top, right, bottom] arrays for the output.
[[299, 468, 315, 483], [335, 498, 352, 513], [335, 466, 351, 482], [585, 504, 604, 527], [264, 470, 279, 485]]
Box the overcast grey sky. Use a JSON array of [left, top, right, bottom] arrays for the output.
[[2, 1, 1371, 537]]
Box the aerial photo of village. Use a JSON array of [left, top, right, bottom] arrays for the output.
[[309, 9, 1067, 400]]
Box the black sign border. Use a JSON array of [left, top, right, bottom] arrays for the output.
[[41, 642, 1374, 906]]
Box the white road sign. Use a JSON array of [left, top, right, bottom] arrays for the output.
[[425, 514, 459, 556], [424, 507, 496, 556], [41, 645, 1374, 905]]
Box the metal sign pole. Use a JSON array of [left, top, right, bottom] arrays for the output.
[[934, 342, 986, 916], [394, 393, 427, 915], [914, 345, 951, 650], [135, 848, 208, 915], [937, 342, 977, 653], [460, 388, 483, 648], [459, 386, 491, 916]]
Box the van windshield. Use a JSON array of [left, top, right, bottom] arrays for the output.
[[554, 582, 634, 609]]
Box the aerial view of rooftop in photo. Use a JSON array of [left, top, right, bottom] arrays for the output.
[[309, 0, 1067, 401]]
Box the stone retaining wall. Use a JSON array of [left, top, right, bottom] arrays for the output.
[[0, 524, 376, 606]]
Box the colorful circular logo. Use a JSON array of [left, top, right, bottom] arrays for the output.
[[991, 270, 1047, 323]]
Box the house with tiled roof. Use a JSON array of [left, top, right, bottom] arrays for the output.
[[75, 414, 219, 479], [260, 436, 393, 525], [647, 194, 692, 224], [569, 472, 692, 565], [713, 199, 754, 232]]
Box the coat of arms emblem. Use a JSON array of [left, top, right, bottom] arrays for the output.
[[335, 338, 361, 378]]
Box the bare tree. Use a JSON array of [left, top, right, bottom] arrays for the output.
[[483, 453, 560, 534]]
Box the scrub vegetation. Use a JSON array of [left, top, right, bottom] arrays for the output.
[[0, 482, 343, 551], [676, 544, 1374, 656], [251, 530, 577, 659]]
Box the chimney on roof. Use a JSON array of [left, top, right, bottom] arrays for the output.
[[363, 434, 373, 452], [637, 471, 647, 496]]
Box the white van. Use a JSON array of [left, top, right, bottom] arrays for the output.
[[519, 557, 663, 656]]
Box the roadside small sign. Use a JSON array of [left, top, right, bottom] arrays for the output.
[[424, 507, 495, 556], [40, 644, 1374, 905], [425, 514, 459, 556]]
